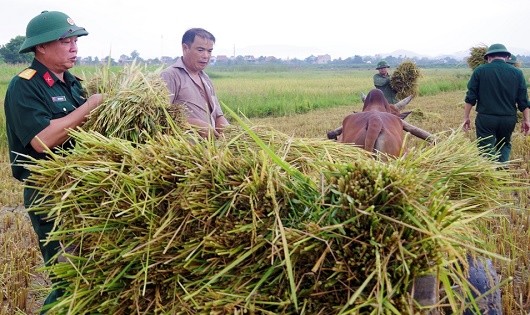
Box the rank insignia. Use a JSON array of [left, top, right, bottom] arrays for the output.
[[18, 69, 36, 80], [43, 72, 55, 87]]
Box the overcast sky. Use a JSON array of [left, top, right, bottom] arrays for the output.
[[2, 0, 530, 60]]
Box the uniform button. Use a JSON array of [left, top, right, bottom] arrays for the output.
[[63, 108, 67, 111]]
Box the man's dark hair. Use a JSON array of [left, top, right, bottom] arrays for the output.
[[182, 28, 215, 45], [488, 52, 510, 59]]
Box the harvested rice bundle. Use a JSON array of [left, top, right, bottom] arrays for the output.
[[390, 60, 421, 100], [24, 124, 518, 314], [82, 65, 120, 96], [223, 124, 373, 175], [82, 62, 187, 143], [395, 130, 518, 203], [466, 44, 488, 70]]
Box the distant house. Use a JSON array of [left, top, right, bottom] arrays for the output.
[[265, 56, 278, 62], [316, 54, 331, 64], [216, 55, 230, 63], [161, 56, 176, 64], [118, 54, 133, 64], [244, 55, 256, 62]]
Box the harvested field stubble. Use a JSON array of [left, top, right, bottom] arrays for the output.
[[0, 208, 49, 315]]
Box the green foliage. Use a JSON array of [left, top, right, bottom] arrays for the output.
[[0, 36, 33, 64]]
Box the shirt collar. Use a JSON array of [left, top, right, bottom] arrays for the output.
[[174, 57, 205, 77], [30, 58, 77, 87]]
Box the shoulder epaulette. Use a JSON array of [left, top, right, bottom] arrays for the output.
[[18, 68, 37, 80]]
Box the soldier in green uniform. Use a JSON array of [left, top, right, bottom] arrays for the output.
[[463, 43, 530, 163], [3, 11, 104, 313], [373, 60, 398, 104], [507, 55, 518, 67]]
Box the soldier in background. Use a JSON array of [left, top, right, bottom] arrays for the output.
[[373, 60, 398, 104], [463, 43, 529, 163], [507, 55, 519, 67]]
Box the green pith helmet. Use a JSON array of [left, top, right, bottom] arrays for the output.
[[483, 43, 511, 59], [19, 11, 88, 54], [507, 55, 517, 65], [376, 60, 390, 69]]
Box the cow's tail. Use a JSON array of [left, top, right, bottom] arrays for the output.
[[364, 117, 383, 153], [327, 126, 343, 140]]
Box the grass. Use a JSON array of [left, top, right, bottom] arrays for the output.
[[209, 66, 480, 118], [1, 64, 530, 314]]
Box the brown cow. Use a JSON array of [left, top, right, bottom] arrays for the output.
[[327, 89, 434, 157], [327, 92, 412, 140], [339, 89, 409, 157], [327, 89, 436, 156]]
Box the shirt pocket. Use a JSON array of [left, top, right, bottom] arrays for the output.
[[49, 99, 76, 119]]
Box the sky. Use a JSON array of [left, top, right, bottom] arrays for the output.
[[1, 0, 530, 60]]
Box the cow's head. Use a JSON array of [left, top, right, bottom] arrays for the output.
[[361, 89, 412, 119]]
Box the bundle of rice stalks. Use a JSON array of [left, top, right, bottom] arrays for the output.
[[390, 60, 421, 100], [23, 123, 521, 314], [82, 61, 187, 143], [397, 130, 521, 203], [466, 44, 488, 70], [82, 64, 120, 96]]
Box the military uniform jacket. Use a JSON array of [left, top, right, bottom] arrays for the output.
[[373, 73, 397, 104], [465, 59, 529, 116], [4, 58, 87, 181]]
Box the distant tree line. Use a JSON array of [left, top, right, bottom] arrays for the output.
[[1, 35, 529, 69], [0, 36, 33, 64]]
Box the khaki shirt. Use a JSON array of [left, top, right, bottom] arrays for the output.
[[160, 58, 226, 128]]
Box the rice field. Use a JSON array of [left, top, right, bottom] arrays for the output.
[[1, 63, 530, 314]]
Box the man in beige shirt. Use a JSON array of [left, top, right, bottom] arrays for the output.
[[161, 28, 229, 139]]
